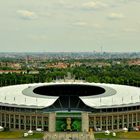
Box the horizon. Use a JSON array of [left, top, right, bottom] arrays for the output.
[[2, 50, 140, 53]]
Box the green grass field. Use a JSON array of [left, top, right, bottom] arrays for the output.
[[0, 131, 23, 138], [1, 131, 140, 139], [95, 131, 140, 139], [24, 133, 44, 139], [0, 131, 44, 139]]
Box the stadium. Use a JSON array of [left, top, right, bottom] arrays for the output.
[[0, 81, 140, 132]]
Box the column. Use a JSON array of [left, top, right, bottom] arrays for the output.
[[100, 116, 102, 130], [111, 115, 114, 130], [137, 113, 140, 125], [9, 114, 11, 129], [82, 112, 89, 132], [4, 114, 6, 127], [132, 113, 134, 127], [94, 116, 96, 130], [24, 115, 26, 130], [105, 116, 108, 130], [49, 112, 56, 132], [19, 115, 21, 130], [0, 113, 2, 126], [122, 115, 124, 128], [127, 114, 129, 128], [42, 116, 44, 130], [136, 113, 138, 126], [13, 114, 16, 129], [30, 116, 32, 130], [36, 116, 38, 130], [117, 115, 119, 130]]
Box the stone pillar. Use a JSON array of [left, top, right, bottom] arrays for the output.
[[82, 112, 89, 132], [111, 115, 114, 130], [49, 112, 56, 132], [132, 113, 134, 127], [24, 115, 26, 130], [100, 116, 102, 130], [122, 115, 124, 128], [0, 113, 1, 126], [42, 116, 44, 130], [4, 114, 6, 127], [14, 114, 16, 129], [117, 115, 119, 130], [36, 116, 38, 130], [94, 116, 96, 130], [106, 116, 108, 130], [30, 116, 32, 130], [127, 114, 129, 128], [19, 115, 21, 130], [9, 114, 11, 129], [136, 113, 138, 126]]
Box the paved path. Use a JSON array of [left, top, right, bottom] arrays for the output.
[[43, 132, 95, 140]]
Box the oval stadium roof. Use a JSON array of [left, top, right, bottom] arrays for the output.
[[0, 82, 139, 109]]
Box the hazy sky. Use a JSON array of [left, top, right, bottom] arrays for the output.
[[0, 0, 140, 52]]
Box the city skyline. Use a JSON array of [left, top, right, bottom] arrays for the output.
[[0, 0, 140, 52]]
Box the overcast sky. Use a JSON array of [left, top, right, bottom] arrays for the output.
[[0, 0, 140, 52]]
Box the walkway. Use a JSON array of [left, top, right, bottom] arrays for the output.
[[43, 132, 95, 140]]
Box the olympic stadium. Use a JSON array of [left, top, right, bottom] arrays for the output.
[[0, 81, 140, 132]]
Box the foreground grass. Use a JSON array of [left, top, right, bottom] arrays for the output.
[[1, 131, 140, 139], [24, 133, 44, 139], [0, 131, 23, 138], [0, 131, 44, 139], [95, 131, 140, 139], [118, 131, 140, 139], [94, 132, 117, 139]]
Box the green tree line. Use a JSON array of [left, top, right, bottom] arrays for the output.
[[0, 64, 139, 87]]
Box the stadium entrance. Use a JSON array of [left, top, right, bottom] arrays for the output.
[[56, 112, 81, 132]]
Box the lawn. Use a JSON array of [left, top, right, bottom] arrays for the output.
[[94, 132, 118, 139], [118, 131, 140, 139], [0, 131, 44, 139], [94, 131, 140, 139], [0, 131, 23, 138], [1, 131, 140, 139], [24, 132, 44, 139]]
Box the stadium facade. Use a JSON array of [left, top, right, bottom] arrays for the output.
[[0, 82, 140, 132]]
